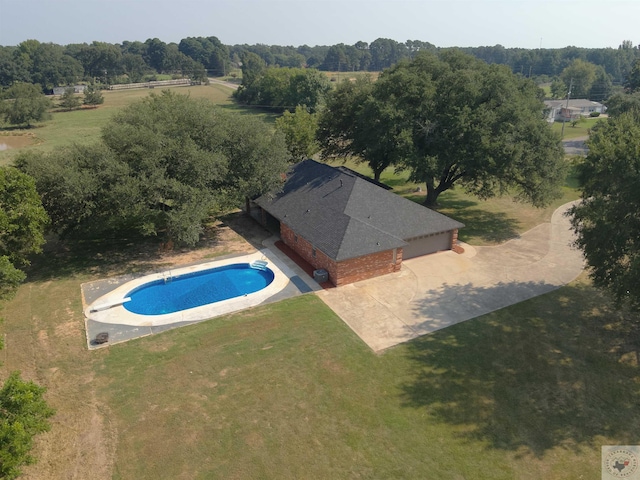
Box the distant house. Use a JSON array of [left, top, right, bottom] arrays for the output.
[[52, 85, 86, 95], [544, 99, 606, 123], [251, 160, 464, 286]]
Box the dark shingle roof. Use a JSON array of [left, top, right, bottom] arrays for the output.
[[255, 160, 464, 261]]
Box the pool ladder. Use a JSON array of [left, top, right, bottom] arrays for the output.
[[162, 271, 173, 283], [250, 260, 268, 271]]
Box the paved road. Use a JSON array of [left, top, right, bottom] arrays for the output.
[[317, 201, 585, 352], [208, 78, 240, 90], [562, 135, 589, 156]]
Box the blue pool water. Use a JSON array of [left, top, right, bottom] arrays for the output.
[[124, 263, 274, 315]]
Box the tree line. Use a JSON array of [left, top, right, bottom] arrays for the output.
[[2, 36, 640, 94]]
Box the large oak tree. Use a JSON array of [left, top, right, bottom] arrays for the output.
[[0, 83, 51, 127], [17, 91, 289, 246], [0, 167, 48, 299], [318, 50, 567, 207], [570, 111, 640, 311]]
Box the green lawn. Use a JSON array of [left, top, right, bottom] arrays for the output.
[[0, 78, 627, 479], [2, 264, 635, 479], [551, 116, 605, 140], [0, 83, 238, 166]]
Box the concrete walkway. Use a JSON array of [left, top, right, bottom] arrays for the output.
[[316, 201, 585, 352]]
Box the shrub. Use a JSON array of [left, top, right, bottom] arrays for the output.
[[590, 111, 601, 117]]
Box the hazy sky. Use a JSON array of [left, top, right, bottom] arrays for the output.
[[0, 0, 638, 49]]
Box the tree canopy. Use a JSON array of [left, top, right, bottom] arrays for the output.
[[2, 36, 639, 97], [17, 91, 289, 246], [275, 105, 320, 162], [0, 167, 48, 299], [0, 372, 55, 480], [83, 83, 104, 106], [235, 66, 331, 112], [570, 111, 640, 311], [0, 82, 51, 126], [58, 87, 81, 111], [318, 51, 567, 206]]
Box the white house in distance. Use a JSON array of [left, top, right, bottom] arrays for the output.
[[544, 99, 607, 123], [52, 85, 87, 95]]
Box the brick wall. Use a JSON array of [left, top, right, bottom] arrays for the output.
[[335, 248, 402, 285], [281, 223, 402, 286]]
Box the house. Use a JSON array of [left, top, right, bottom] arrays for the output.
[[52, 85, 87, 95], [544, 99, 606, 123], [251, 160, 464, 286]]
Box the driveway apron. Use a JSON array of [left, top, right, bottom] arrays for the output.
[[317, 201, 585, 352]]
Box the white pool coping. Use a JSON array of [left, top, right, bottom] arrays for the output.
[[84, 250, 291, 327]]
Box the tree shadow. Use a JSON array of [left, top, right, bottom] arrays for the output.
[[24, 221, 228, 283], [404, 194, 520, 244], [217, 103, 279, 123], [400, 280, 640, 457], [218, 210, 273, 251]]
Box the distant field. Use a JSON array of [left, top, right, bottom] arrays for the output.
[[0, 82, 238, 166], [324, 70, 381, 83]]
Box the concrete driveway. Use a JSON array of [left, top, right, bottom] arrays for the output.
[[316, 202, 585, 352]]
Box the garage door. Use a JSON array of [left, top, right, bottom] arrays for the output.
[[403, 231, 452, 259]]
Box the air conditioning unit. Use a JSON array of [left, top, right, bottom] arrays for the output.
[[313, 269, 329, 283]]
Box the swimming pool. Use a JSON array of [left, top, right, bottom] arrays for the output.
[[84, 250, 292, 328], [125, 263, 274, 315]]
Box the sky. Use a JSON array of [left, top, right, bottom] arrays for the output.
[[0, 0, 638, 49]]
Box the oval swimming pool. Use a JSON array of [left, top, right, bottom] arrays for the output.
[[124, 263, 274, 315]]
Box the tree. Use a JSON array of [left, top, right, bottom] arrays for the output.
[[235, 52, 266, 104], [369, 38, 408, 70], [0, 167, 48, 299], [560, 59, 598, 99], [18, 91, 288, 246], [178, 36, 228, 76], [625, 59, 640, 93], [83, 84, 104, 106], [550, 77, 568, 99], [606, 91, 640, 117], [30, 42, 83, 91], [58, 87, 81, 111], [319, 51, 567, 206], [121, 53, 149, 83], [144, 38, 168, 73], [0, 83, 51, 127], [275, 106, 320, 162], [0, 372, 55, 480], [570, 111, 640, 311], [588, 65, 613, 101], [75, 41, 122, 83], [236, 67, 331, 112], [570, 116, 586, 128], [317, 75, 410, 181]]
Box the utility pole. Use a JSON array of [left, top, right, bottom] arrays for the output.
[[561, 78, 573, 139]]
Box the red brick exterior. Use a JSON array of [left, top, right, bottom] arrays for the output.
[[280, 223, 402, 286]]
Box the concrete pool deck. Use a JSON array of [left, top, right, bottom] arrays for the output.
[[83, 248, 319, 349]]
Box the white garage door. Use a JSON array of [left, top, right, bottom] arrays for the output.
[[403, 231, 452, 259]]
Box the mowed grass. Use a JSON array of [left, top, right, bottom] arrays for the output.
[[551, 116, 605, 140], [3, 265, 637, 479], [0, 76, 625, 479], [0, 82, 238, 166]]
